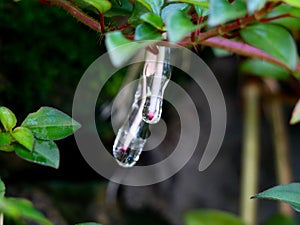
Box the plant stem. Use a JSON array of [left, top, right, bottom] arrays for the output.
[[264, 79, 294, 216], [200, 37, 300, 74], [47, 0, 300, 73], [241, 81, 261, 225], [48, 0, 102, 32]]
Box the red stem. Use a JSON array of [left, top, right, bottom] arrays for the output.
[[99, 13, 105, 33], [201, 37, 300, 73], [48, 0, 300, 73], [48, 0, 102, 32], [260, 13, 292, 22]]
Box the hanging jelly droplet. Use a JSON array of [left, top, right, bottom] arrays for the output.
[[113, 120, 149, 167], [113, 79, 149, 167], [142, 45, 171, 124]]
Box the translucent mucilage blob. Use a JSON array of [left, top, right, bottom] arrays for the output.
[[113, 43, 171, 167], [113, 80, 149, 167], [142, 45, 171, 124]]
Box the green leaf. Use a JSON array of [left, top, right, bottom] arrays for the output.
[[135, 23, 163, 41], [0, 197, 52, 225], [168, 0, 208, 7], [194, 4, 209, 16], [76, 223, 102, 225], [161, 3, 189, 23], [166, 10, 198, 43], [240, 23, 298, 70], [0, 178, 5, 198], [81, 0, 111, 13], [212, 47, 232, 57], [105, 31, 151, 67], [208, 0, 247, 26], [184, 209, 245, 225], [240, 59, 289, 80], [282, 0, 300, 8], [252, 183, 300, 212], [11, 127, 34, 151], [104, 0, 133, 17], [247, 0, 267, 14], [290, 99, 300, 124], [0, 145, 14, 152], [0, 106, 17, 131], [265, 5, 300, 31], [0, 132, 12, 152], [128, 1, 150, 25], [262, 214, 297, 225], [137, 0, 164, 15], [22, 107, 81, 141], [15, 139, 60, 169], [140, 13, 164, 30]]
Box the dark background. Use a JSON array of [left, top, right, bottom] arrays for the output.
[[1, 1, 300, 225]]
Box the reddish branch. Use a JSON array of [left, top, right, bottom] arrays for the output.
[[48, 0, 102, 32], [47, 0, 300, 73], [201, 37, 296, 72]]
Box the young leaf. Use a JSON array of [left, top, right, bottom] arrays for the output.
[[247, 0, 267, 14], [194, 4, 209, 16], [290, 99, 300, 124], [184, 209, 245, 225], [282, 0, 300, 8], [168, 0, 208, 8], [105, 31, 151, 67], [252, 183, 300, 212], [240, 23, 298, 70], [265, 5, 300, 31], [21, 107, 81, 141], [135, 23, 163, 41], [128, 1, 150, 25], [240, 59, 289, 80], [103, 0, 133, 17], [15, 140, 60, 169], [0, 106, 17, 131], [0, 197, 52, 225], [11, 127, 34, 151], [82, 0, 112, 13], [262, 214, 297, 225], [166, 10, 198, 43], [208, 0, 247, 26], [140, 13, 164, 30], [161, 3, 189, 23], [0, 132, 12, 152], [0, 178, 5, 198], [137, 0, 164, 15]]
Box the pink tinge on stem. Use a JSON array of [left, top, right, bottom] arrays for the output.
[[147, 112, 154, 120], [121, 146, 127, 152]]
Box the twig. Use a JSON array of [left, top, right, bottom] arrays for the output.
[[48, 0, 102, 32], [264, 78, 294, 216], [200, 37, 300, 74], [241, 81, 261, 225]]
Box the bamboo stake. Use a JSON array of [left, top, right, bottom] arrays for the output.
[[240, 81, 261, 225]]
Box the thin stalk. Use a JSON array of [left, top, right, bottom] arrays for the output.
[[48, 0, 102, 32], [264, 79, 294, 216], [0, 213, 3, 225], [241, 81, 261, 225]]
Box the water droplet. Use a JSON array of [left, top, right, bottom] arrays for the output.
[[142, 45, 171, 124]]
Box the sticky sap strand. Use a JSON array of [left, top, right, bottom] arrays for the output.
[[113, 80, 149, 167], [142, 45, 171, 124]]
